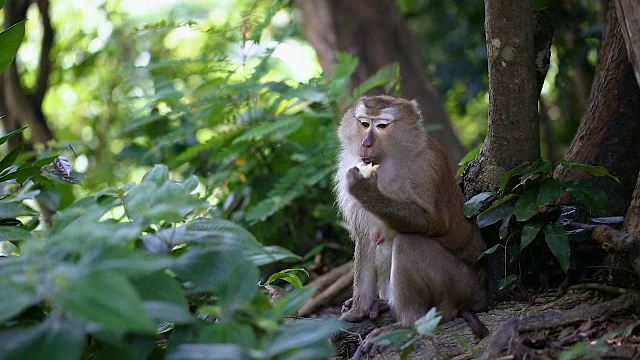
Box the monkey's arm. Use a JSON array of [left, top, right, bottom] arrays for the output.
[[347, 168, 448, 235]]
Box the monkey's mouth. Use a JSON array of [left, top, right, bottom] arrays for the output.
[[361, 157, 377, 165]]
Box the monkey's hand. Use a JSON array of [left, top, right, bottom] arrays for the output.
[[346, 166, 380, 198], [340, 297, 389, 322]]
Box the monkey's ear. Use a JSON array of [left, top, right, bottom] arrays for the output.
[[410, 99, 423, 123]]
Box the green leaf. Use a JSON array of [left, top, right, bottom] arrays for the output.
[[266, 318, 342, 358], [0, 281, 38, 323], [414, 307, 442, 336], [0, 226, 32, 242], [272, 286, 314, 318], [0, 0, 5, 10], [558, 160, 619, 181], [131, 271, 193, 324], [499, 274, 518, 290], [173, 247, 259, 315], [456, 142, 482, 177], [0, 20, 26, 74], [169, 344, 247, 360], [232, 116, 303, 144], [199, 323, 257, 348], [514, 188, 539, 221], [537, 177, 562, 206], [478, 244, 501, 260], [0, 127, 26, 146], [370, 329, 416, 346], [55, 271, 156, 333], [499, 215, 511, 239], [477, 195, 516, 228], [0, 166, 42, 184], [265, 268, 308, 288], [520, 223, 542, 250], [141, 164, 169, 185], [499, 162, 530, 193], [544, 223, 571, 273], [0, 143, 23, 171], [562, 181, 609, 212], [462, 191, 494, 217], [0, 316, 84, 360]]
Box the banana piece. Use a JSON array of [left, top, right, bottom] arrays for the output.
[[356, 162, 379, 178]]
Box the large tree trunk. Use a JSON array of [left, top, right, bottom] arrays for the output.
[[461, 0, 540, 197], [554, 6, 640, 217], [0, 0, 54, 145], [614, 0, 640, 87], [295, 0, 465, 167]]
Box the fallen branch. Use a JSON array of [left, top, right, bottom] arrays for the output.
[[297, 261, 353, 317]]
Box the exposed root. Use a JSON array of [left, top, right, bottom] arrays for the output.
[[481, 292, 640, 359], [298, 261, 353, 316]]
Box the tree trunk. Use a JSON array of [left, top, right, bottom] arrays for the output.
[[614, 0, 640, 87], [554, 6, 640, 217], [295, 0, 465, 167], [0, 0, 54, 145], [461, 0, 540, 198]]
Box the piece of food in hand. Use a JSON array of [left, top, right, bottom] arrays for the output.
[[356, 162, 379, 178]]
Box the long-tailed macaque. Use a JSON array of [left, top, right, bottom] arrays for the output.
[[335, 95, 488, 355]]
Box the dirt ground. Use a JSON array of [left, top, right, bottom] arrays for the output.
[[329, 288, 640, 359]]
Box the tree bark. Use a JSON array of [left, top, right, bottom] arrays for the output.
[[614, 0, 640, 87], [461, 0, 540, 198], [295, 0, 465, 167], [0, 0, 54, 145], [554, 6, 640, 217]]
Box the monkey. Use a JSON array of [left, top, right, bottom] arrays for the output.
[[335, 95, 489, 356]]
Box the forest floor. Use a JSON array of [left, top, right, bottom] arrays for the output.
[[325, 287, 640, 359]]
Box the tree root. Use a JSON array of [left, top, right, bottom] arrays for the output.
[[298, 261, 353, 316], [480, 292, 640, 359], [569, 221, 640, 278]]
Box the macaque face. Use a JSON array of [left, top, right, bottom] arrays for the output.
[[338, 95, 424, 166]]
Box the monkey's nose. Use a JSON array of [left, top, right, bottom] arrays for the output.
[[361, 138, 373, 148]]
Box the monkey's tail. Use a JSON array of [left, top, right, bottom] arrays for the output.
[[461, 311, 489, 338]]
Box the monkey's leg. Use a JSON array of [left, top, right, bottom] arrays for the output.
[[357, 234, 487, 356], [340, 236, 380, 322]]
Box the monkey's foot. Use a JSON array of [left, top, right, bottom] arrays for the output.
[[354, 324, 403, 359], [340, 298, 389, 322], [372, 231, 385, 245]]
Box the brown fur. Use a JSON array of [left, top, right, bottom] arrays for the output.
[[335, 95, 488, 344]]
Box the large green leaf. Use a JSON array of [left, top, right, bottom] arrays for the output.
[[370, 329, 415, 346], [0, 20, 25, 74], [477, 195, 516, 228], [536, 177, 562, 206], [55, 272, 156, 333], [168, 344, 247, 360], [462, 191, 494, 218], [266, 318, 342, 358], [0, 316, 84, 360], [499, 162, 530, 193], [131, 271, 193, 324], [514, 187, 538, 221], [0, 281, 38, 323], [558, 160, 619, 181], [0, 143, 24, 171], [0, 226, 32, 242], [520, 223, 542, 250], [0, 127, 26, 146], [544, 223, 571, 273], [172, 246, 259, 316], [562, 181, 609, 212], [198, 322, 257, 348]]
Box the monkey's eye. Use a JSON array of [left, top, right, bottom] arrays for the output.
[[359, 120, 370, 128], [375, 120, 390, 130]]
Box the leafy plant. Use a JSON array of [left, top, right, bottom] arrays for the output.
[[464, 159, 618, 289], [369, 307, 442, 360], [0, 0, 25, 75], [0, 156, 342, 358]]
